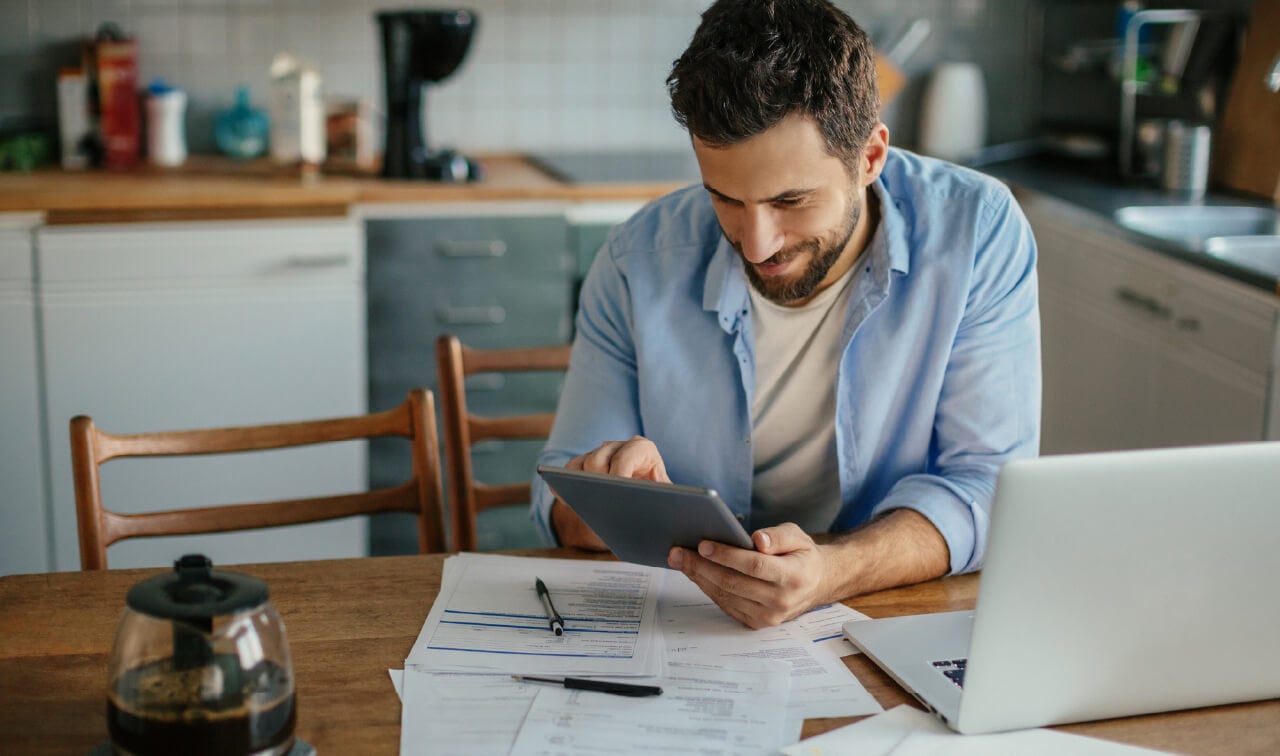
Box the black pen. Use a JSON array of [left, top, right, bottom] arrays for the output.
[[535, 577, 564, 635], [512, 675, 663, 697]]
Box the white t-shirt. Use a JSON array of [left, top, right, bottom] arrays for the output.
[[747, 264, 858, 532]]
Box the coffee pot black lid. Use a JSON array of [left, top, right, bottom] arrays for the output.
[[126, 554, 269, 622]]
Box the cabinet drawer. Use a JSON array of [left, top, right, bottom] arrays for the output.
[[366, 216, 570, 282], [1035, 218, 1276, 376], [37, 219, 363, 285], [0, 231, 33, 281]]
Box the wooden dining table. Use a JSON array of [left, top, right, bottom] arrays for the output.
[[1, 549, 1277, 754]]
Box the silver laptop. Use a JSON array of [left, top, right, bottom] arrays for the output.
[[843, 441, 1280, 734]]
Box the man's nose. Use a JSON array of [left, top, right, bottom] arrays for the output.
[[738, 207, 784, 263]]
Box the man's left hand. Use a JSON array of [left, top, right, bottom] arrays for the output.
[[667, 523, 831, 629]]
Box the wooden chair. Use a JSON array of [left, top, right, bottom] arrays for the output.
[[70, 389, 447, 570], [435, 335, 572, 552]]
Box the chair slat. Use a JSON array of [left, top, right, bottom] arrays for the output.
[[71, 389, 447, 570], [437, 336, 570, 552]]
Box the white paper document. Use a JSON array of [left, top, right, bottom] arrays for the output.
[[781, 705, 1174, 756], [405, 553, 665, 677], [509, 655, 792, 756], [659, 573, 882, 720], [398, 667, 540, 755]]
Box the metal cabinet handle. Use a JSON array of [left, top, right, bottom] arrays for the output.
[[436, 305, 506, 325], [436, 239, 507, 258], [464, 374, 505, 392], [280, 254, 350, 269], [1114, 286, 1171, 320]]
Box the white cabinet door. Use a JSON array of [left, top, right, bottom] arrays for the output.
[[37, 218, 368, 571], [0, 224, 51, 575], [1031, 198, 1277, 454]]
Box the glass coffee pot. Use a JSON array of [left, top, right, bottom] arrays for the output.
[[107, 554, 296, 756]]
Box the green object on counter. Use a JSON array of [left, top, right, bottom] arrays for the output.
[[215, 86, 270, 160], [0, 132, 52, 172]]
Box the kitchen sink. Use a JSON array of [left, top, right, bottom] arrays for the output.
[[1204, 236, 1280, 278], [1113, 205, 1280, 250]]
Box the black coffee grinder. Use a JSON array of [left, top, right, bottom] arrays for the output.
[[377, 9, 481, 181]]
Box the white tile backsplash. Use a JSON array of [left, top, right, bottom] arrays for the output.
[[3, 0, 1045, 154]]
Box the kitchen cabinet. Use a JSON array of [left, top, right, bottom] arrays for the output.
[[0, 218, 50, 576], [1027, 196, 1279, 454], [36, 218, 368, 571], [364, 203, 572, 553]]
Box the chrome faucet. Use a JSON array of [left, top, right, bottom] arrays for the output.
[[1269, 53, 1280, 93]]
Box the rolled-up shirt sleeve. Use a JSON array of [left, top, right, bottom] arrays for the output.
[[530, 236, 645, 545], [870, 188, 1041, 574]]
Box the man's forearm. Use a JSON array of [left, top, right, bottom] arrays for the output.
[[550, 500, 608, 551], [816, 508, 951, 601]]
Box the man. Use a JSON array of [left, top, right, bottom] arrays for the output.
[[531, 0, 1040, 629]]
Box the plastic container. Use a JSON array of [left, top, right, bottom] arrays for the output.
[[145, 79, 187, 167], [215, 86, 270, 160], [918, 62, 987, 163]]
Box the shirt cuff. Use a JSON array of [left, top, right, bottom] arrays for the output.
[[529, 476, 562, 547], [869, 474, 988, 575]]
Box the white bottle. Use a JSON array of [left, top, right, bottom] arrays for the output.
[[270, 53, 326, 166], [918, 62, 987, 164], [145, 81, 187, 167], [57, 68, 91, 169]]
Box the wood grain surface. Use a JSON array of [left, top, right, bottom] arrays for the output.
[[0, 155, 686, 224], [1212, 0, 1280, 203], [1, 552, 1276, 755]]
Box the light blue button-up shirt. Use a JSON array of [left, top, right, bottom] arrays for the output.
[[532, 148, 1041, 575]]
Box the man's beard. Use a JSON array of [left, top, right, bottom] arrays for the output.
[[731, 192, 862, 305]]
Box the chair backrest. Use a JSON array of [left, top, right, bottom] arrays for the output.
[[70, 389, 447, 570], [435, 335, 571, 552]]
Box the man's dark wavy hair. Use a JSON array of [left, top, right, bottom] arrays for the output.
[[667, 0, 880, 166]]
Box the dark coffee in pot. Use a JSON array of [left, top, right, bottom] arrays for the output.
[[107, 657, 294, 756]]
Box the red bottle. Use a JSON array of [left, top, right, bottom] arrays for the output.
[[95, 35, 140, 168]]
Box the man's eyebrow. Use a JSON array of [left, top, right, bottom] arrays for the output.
[[703, 185, 815, 203]]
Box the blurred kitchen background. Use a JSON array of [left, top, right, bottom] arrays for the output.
[[1, 0, 1222, 157], [3, 0, 1277, 575]]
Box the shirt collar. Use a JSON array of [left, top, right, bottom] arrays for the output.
[[703, 159, 911, 332]]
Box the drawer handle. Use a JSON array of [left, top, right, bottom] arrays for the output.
[[464, 374, 505, 392], [1114, 286, 1171, 320], [281, 254, 350, 269], [437, 239, 507, 258], [472, 440, 506, 455], [437, 305, 506, 325]]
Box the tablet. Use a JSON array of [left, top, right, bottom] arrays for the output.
[[537, 466, 754, 568]]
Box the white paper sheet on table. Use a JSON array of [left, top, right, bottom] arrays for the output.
[[393, 666, 808, 747], [509, 654, 792, 756], [405, 553, 665, 677], [398, 666, 540, 755], [659, 572, 882, 721], [781, 705, 1174, 756]]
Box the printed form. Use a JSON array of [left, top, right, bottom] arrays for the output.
[[660, 571, 882, 722], [405, 553, 665, 677]]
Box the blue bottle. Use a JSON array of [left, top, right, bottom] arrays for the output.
[[215, 86, 270, 159]]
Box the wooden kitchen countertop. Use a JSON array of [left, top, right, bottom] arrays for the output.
[[0, 154, 687, 224]]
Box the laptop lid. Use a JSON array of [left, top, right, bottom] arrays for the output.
[[853, 442, 1280, 734]]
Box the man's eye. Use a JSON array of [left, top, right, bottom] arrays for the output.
[[773, 197, 803, 208]]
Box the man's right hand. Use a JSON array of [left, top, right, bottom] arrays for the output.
[[549, 436, 671, 550]]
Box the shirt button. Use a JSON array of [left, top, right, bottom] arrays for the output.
[[743, 436, 751, 445]]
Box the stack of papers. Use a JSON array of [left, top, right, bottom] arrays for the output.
[[405, 553, 665, 677], [392, 553, 884, 755], [781, 705, 1175, 756]]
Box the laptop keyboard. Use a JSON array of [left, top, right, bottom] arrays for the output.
[[931, 658, 967, 688]]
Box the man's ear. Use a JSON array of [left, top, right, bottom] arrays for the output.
[[859, 123, 890, 186]]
